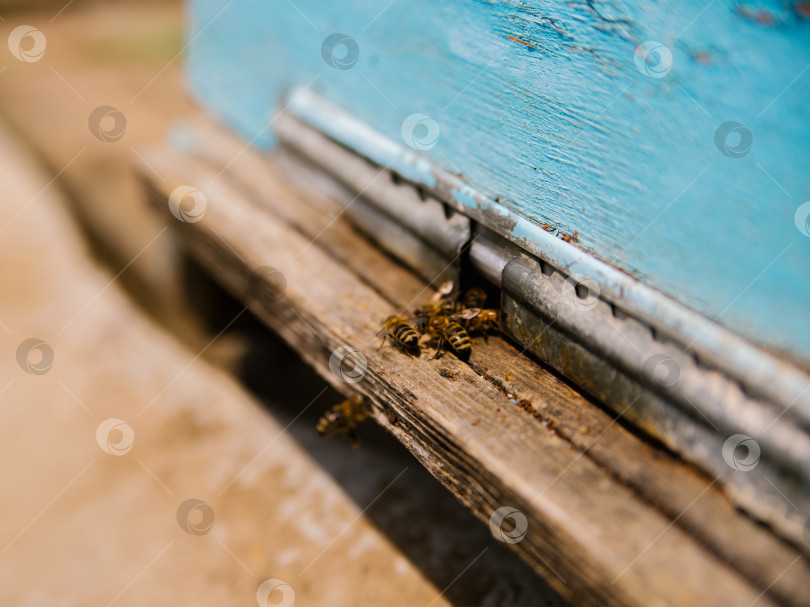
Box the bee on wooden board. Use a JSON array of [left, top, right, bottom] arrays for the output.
[[414, 280, 460, 325], [453, 307, 500, 339], [461, 286, 488, 310], [316, 397, 369, 448], [380, 282, 500, 361], [378, 315, 420, 354], [426, 314, 472, 361], [413, 299, 462, 334], [468, 308, 499, 334], [451, 287, 499, 336]]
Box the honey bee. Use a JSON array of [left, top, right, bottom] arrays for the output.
[[427, 315, 472, 361], [316, 397, 369, 448], [462, 308, 500, 338], [461, 287, 488, 309], [413, 299, 460, 328], [414, 300, 441, 320], [416, 281, 460, 318], [378, 315, 420, 354], [413, 281, 461, 332]]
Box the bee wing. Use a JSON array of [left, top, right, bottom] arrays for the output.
[[452, 308, 482, 320], [409, 315, 427, 330]]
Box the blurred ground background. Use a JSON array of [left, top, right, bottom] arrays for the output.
[[0, 1, 564, 605]]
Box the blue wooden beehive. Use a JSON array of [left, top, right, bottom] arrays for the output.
[[187, 0, 810, 365]]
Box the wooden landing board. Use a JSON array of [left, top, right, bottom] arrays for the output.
[[134, 132, 808, 607], [0, 116, 553, 607]]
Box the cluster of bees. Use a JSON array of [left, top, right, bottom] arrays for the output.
[[317, 282, 500, 447], [378, 282, 499, 361]]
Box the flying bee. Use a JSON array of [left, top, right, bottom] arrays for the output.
[[378, 315, 420, 354], [462, 287, 488, 309], [317, 397, 369, 448], [427, 315, 472, 361]]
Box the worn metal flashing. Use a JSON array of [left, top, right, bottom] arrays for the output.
[[282, 91, 810, 422], [276, 112, 468, 286]]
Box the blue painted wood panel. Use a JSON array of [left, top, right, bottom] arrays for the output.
[[186, 0, 810, 364]]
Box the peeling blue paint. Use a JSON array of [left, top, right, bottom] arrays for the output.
[[451, 185, 481, 211]]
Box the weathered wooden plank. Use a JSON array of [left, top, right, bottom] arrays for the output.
[[135, 143, 792, 607], [473, 338, 810, 605], [187, 0, 810, 365], [173, 116, 430, 307], [0, 115, 562, 607], [163, 116, 810, 606]]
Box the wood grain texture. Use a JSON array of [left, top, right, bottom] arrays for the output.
[[169, 118, 810, 606], [186, 0, 810, 365], [0, 113, 542, 607], [134, 135, 805, 606]]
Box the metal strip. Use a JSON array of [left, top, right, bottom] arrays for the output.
[[275, 145, 461, 286], [283, 88, 810, 426], [501, 255, 809, 547], [275, 112, 469, 278], [469, 225, 527, 288]]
